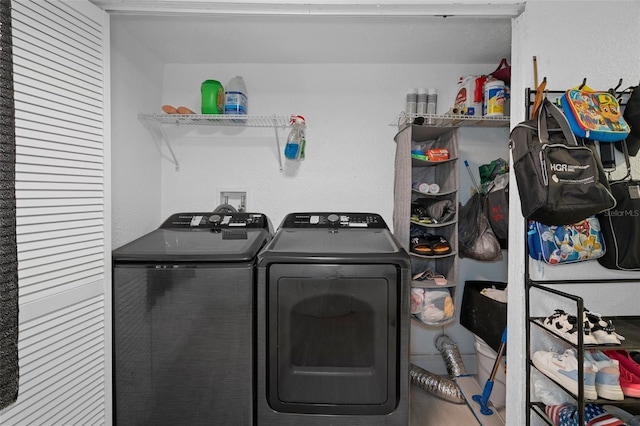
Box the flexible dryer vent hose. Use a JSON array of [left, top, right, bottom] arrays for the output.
[[434, 333, 468, 378], [409, 363, 465, 404], [409, 334, 470, 404]]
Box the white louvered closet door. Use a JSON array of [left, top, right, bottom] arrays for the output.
[[2, 0, 110, 425]]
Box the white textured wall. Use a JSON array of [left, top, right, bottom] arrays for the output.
[[509, 2, 640, 425], [110, 19, 165, 249], [159, 63, 498, 227]]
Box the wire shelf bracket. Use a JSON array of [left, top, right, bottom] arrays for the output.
[[137, 113, 293, 171]]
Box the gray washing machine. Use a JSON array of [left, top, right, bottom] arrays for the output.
[[112, 212, 271, 426], [256, 212, 411, 426]]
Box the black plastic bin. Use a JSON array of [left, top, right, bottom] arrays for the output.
[[460, 280, 507, 353]]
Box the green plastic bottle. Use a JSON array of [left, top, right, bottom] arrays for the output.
[[201, 80, 224, 114]]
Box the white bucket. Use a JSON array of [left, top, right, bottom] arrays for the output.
[[474, 335, 506, 407], [483, 80, 506, 117]]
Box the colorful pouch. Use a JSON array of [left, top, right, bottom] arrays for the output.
[[527, 216, 605, 265], [560, 89, 630, 141]]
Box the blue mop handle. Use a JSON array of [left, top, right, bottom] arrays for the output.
[[489, 328, 508, 380], [478, 382, 494, 413], [473, 327, 507, 416]]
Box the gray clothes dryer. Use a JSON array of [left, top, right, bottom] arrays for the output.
[[256, 212, 411, 426], [112, 212, 271, 426]]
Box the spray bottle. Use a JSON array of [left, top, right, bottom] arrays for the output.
[[284, 115, 306, 160]]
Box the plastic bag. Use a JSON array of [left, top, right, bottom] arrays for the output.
[[410, 288, 454, 324], [479, 158, 508, 187], [458, 193, 502, 261]]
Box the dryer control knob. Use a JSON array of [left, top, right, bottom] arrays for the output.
[[209, 214, 222, 224], [327, 214, 340, 223]]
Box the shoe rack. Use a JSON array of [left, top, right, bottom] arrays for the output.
[[526, 282, 640, 425], [524, 88, 640, 425]]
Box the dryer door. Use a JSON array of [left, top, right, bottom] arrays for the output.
[[267, 263, 400, 415]]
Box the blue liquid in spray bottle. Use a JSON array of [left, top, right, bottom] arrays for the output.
[[284, 115, 306, 160]]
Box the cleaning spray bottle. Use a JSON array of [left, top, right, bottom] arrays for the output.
[[284, 115, 306, 160]]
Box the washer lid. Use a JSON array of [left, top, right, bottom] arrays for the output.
[[266, 212, 400, 254], [113, 212, 271, 263], [267, 228, 400, 254]]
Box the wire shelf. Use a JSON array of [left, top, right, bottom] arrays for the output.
[[138, 113, 292, 128], [390, 113, 510, 128]]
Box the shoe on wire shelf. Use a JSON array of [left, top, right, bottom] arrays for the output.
[[584, 350, 624, 400], [584, 310, 625, 345], [541, 309, 598, 345], [532, 348, 598, 400]]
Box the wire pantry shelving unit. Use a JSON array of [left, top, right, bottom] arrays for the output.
[[138, 113, 293, 171]]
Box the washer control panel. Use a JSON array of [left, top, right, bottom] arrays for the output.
[[281, 213, 387, 229], [160, 212, 269, 229]]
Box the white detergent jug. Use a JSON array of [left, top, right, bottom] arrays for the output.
[[454, 76, 486, 116]]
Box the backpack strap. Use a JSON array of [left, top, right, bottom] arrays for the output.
[[611, 138, 633, 182], [538, 98, 578, 146]]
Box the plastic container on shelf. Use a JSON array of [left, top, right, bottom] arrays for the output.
[[454, 76, 485, 116], [427, 88, 437, 114], [201, 80, 225, 114], [405, 88, 418, 115], [412, 182, 440, 194], [412, 182, 430, 193], [417, 88, 427, 114], [224, 76, 248, 115], [483, 79, 506, 117]]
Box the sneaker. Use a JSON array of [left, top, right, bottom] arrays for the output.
[[618, 365, 640, 398], [541, 309, 597, 345], [584, 310, 625, 345], [532, 349, 598, 400], [584, 350, 624, 400], [604, 350, 640, 380]]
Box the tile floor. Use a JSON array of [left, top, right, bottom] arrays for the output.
[[410, 384, 506, 426]]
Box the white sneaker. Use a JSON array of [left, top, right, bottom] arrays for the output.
[[532, 349, 598, 400], [584, 350, 624, 400], [541, 309, 598, 345], [584, 310, 625, 345]]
